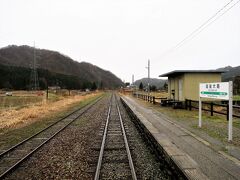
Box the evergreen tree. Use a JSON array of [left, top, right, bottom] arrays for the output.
[[91, 82, 97, 90], [139, 82, 143, 90], [99, 81, 104, 89], [150, 85, 157, 91], [163, 82, 168, 90], [125, 82, 130, 87]]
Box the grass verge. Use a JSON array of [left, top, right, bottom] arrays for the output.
[[234, 95, 240, 101]]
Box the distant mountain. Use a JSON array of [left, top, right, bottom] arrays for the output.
[[134, 78, 167, 89], [217, 66, 240, 81], [0, 45, 123, 89]]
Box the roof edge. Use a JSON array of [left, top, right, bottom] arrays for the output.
[[159, 70, 226, 77]]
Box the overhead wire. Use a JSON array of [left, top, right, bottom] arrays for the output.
[[159, 0, 240, 58], [174, 0, 234, 49], [175, 0, 240, 50]]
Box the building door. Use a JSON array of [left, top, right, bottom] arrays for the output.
[[168, 78, 172, 99], [178, 79, 183, 101]]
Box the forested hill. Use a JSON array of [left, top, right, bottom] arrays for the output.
[[134, 78, 167, 89], [0, 45, 123, 90], [217, 66, 240, 81]]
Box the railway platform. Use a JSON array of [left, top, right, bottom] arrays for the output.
[[121, 95, 240, 180]]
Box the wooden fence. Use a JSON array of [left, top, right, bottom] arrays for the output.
[[185, 99, 240, 119], [133, 92, 240, 119], [133, 92, 167, 104]]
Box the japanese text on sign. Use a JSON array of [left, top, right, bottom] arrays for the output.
[[199, 82, 229, 100]]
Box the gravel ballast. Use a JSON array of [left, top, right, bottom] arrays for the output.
[[4, 94, 180, 179], [5, 96, 110, 179]]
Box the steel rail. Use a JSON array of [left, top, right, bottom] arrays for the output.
[[94, 94, 137, 180], [0, 95, 103, 179], [116, 98, 137, 180], [94, 95, 112, 180], [0, 95, 102, 158]]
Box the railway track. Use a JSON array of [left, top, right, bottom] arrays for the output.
[[94, 94, 137, 179], [0, 96, 103, 179]]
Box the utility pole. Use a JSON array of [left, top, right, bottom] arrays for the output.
[[145, 59, 150, 94], [132, 74, 134, 85], [30, 41, 39, 91]]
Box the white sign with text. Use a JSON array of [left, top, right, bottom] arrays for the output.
[[199, 82, 229, 100], [199, 81, 233, 141]]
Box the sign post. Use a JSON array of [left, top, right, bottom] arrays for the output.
[[199, 82, 233, 141], [199, 96, 202, 127], [228, 81, 233, 141]]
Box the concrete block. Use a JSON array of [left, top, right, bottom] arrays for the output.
[[171, 155, 198, 169], [153, 133, 173, 147], [184, 169, 209, 180], [145, 124, 159, 134], [163, 146, 185, 157]]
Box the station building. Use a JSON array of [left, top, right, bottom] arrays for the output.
[[159, 70, 225, 101]]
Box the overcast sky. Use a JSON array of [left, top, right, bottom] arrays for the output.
[[0, 0, 240, 82]]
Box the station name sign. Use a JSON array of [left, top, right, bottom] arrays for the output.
[[199, 82, 229, 100], [199, 81, 233, 141]]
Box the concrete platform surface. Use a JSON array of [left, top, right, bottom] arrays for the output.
[[122, 96, 240, 180]]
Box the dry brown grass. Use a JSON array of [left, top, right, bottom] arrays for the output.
[[0, 93, 99, 130], [0, 90, 46, 97]]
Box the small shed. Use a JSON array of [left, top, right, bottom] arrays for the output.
[[159, 70, 225, 101]]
